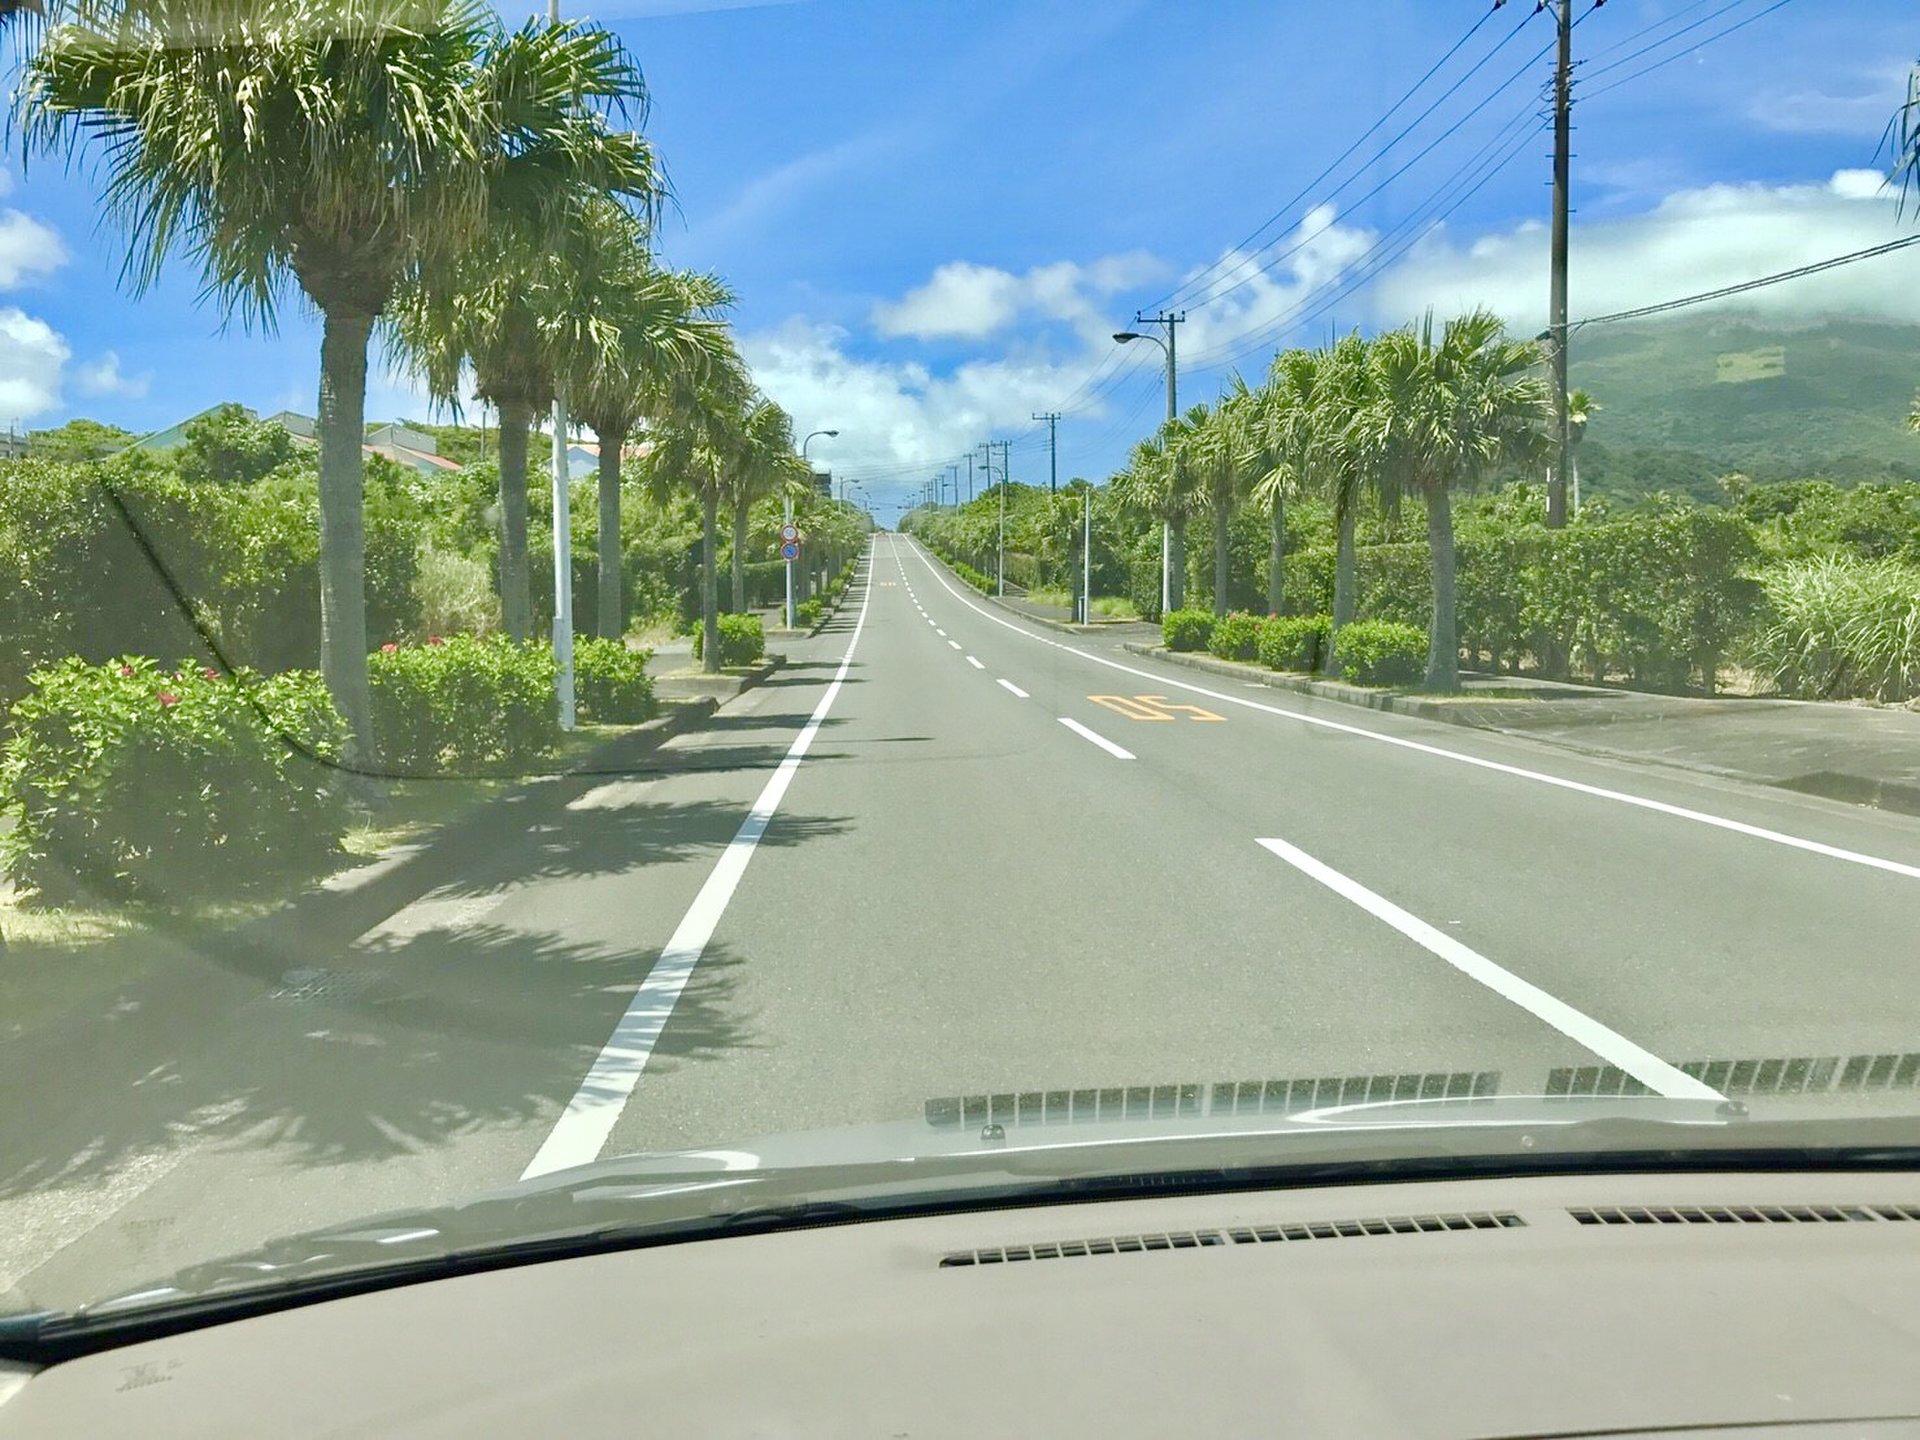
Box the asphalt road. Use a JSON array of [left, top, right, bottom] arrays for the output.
[[8, 532, 1920, 1311]]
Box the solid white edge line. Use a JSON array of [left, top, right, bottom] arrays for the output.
[[997, 679, 1030, 698], [966, 655, 985, 669], [520, 548, 877, 1181], [1254, 836, 1722, 1101], [899, 538, 1920, 884], [1059, 716, 1135, 760]]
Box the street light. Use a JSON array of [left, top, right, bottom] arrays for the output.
[[1113, 326, 1178, 615], [792, 429, 838, 627]]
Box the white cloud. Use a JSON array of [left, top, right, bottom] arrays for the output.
[[73, 350, 151, 401], [871, 250, 1165, 341], [738, 316, 1114, 499], [0, 307, 71, 419], [0, 210, 66, 289], [1749, 62, 1915, 135], [1370, 170, 1920, 332]]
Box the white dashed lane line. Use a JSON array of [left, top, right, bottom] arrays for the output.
[[947, 640, 962, 651], [1058, 717, 1134, 760], [966, 656, 985, 669], [997, 679, 1030, 698]]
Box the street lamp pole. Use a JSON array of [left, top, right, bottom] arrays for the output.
[[546, 0, 575, 728], [796, 429, 838, 628], [1114, 313, 1183, 616]]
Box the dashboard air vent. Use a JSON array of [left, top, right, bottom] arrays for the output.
[[1570, 1204, 1920, 1226], [940, 1211, 1524, 1268]]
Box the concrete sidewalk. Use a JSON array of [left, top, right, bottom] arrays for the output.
[[1127, 643, 1920, 818]]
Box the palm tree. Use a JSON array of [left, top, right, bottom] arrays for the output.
[[1190, 384, 1258, 614], [22, 0, 655, 754], [1566, 387, 1598, 515], [562, 236, 733, 639], [1109, 430, 1197, 617], [1312, 333, 1377, 650], [647, 345, 751, 672], [1251, 349, 1317, 616], [725, 398, 804, 613], [1363, 310, 1547, 691], [1894, 62, 1919, 213]]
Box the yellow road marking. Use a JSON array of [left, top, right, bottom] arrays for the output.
[[1088, 694, 1226, 722]]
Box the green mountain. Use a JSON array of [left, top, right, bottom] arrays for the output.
[[1567, 313, 1920, 503]]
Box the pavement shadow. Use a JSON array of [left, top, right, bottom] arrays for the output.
[[0, 924, 761, 1197]]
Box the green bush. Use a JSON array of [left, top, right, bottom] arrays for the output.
[[691, 612, 766, 667], [1748, 556, 1920, 702], [796, 597, 824, 629], [1333, 619, 1427, 687], [1162, 608, 1216, 652], [572, 637, 656, 724], [0, 657, 349, 902], [412, 544, 501, 640], [1206, 611, 1261, 662], [1256, 614, 1329, 672], [368, 635, 558, 772]]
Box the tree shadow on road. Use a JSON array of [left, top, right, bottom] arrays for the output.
[[0, 922, 764, 1199]]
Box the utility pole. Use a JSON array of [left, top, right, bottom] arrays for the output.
[[966, 452, 974, 502], [1081, 482, 1092, 626], [979, 439, 1011, 595], [1032, 411, 1061, 495], [546, 0, 576, 728], [1131, 311, 1184, 611], [1546, 0, 1574, 529]]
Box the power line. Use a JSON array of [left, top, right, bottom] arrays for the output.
[[1579, 0, 1763, 83], [1570, 233, 1920, 328], [1581, 0, 1794, 101], [1145, 0, 1520, 315], [1180, 100, 1547, 372], [1583, 0, 1719, 61], [1181, 21, 1557, 318]]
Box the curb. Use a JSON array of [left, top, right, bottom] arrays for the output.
[[1122, 642, 1920, 820]]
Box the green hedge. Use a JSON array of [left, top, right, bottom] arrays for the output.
[[1163, 608, 1216, 652], [368, 635, 558, 772], [1257, 614, 1328, 673], [573, 637, 656, 724], [0, 657, 349, 902], [1207, 611, 1261, 662], [796, 597, 824, 629], [692, 612, 766, 667], [1333, 619, 1427, 687]]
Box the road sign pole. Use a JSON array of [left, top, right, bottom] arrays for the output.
[[783, 494, 795, 629]]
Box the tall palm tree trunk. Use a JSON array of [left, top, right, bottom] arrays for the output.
[[730, 493, 749, 612], [1328, 493, 1357, 674], [316, 307, 374, 760], [1213, 497, 1232, 614], [596, 431, 625, 640], [495, 396, 534, 642], [1167, 518, 1187, 612], [1425, 483, 1459, 692], [1266, 493, 1286, 615], [700, 485, 720, 674]]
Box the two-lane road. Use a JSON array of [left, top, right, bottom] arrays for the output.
[[9, 532, 1920, 1309]]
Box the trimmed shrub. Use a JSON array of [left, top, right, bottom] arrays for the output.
[[691, 612, 766, 667], [368, 635, 558, 772], [1207, 611, 1261, 662], [1256, 614, 1329, 672], [1333, 619, 1427, 687], [796, 597, 824, 629], [1162, 608, 1216, 653], [0, 657, 349, 902], [573, 637, 656, 723], [413, 545, 501, 639]]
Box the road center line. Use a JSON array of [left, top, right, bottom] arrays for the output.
[[521, 553, 877, 1181], [947, 639, 963, 651], [1254, 836, 1721, 1100], [898, 538, 1920, 884], [1059, 716, 1135, 759], [966, 655, 985, 669], [997, 679, 1030, 698]]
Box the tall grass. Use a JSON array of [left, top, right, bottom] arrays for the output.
[[1749, 556, 1920, 703]]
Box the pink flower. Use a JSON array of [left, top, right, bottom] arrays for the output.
[[118, 664, 135, 678], [426, 636, 445, 647], [380, 642, 400, 654], [201, 666, 220, 680], [157, 692, 179, 708]]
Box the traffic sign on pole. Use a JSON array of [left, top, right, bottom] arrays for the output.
[[780, 540, 800, 561], [778, 523, 800, 544]]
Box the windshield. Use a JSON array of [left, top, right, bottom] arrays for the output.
[[4, 0, 1920, 1330]]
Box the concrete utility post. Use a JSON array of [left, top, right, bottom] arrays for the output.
[[797, 430, 838, 627], [547, 0, 574, 728], [1547, 0, 1574, 528], [1032, 411, 1060, 495]]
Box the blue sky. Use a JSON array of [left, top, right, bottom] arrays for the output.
[[4, 0, 1918, 517]]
